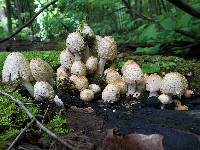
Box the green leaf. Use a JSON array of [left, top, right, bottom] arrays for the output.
[[136, 44, 160, 55], [177, 14, 192, 28], [142, 63, 160, 74], [139, 24, 157, 41], [160, 17, 176, 30]]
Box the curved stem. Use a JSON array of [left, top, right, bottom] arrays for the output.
[[21, 79, 34, 97]]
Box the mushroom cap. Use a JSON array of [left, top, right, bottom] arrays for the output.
[[88, 84, 101, 94], [160, 72, 188, 96], [122, 60, 143, 84], [71, 61, 87, 76], [86, 56, 98, 74], [102, 84, 120, 103], [111, 79, 127, 94], [66, 32, 85, 53], [146, 73, 162, 92], [69, 74, 78, 83], [158, 94, 172, 105], [80, 24, 95, 37], [34, 81, 55, 101], [71, 75, 89, 91], [80, 89, 94, 102], [2, 52, 33, 82], [104, 68, 122, 84], [97, 36, 117, 60], [60, 49, 75, 70], [56, 66, 69, 81]]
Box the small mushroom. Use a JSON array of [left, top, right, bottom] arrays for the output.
[[60, 49, 75, 70], [2, 52, 34, 97], [70, 75, 89, 91], [80, 24, 95, 38], [104, 67, 122, 84], [184, 89, 194, 98], [66, 32, 85, 61], [88, 84, 101, 94], [80, 89, 94, 102], [175, 100, 188, 111], [146, 73, 162, 97], [111, 79, 127, 94], [122, 60, 143, 96], [102, 84, 120, 103], [30, 58, 54, 85], [86, 56, 98, 74], [160, 72, 188, 100], [158, 94, 172, 110], [97, 36, 117, 75], [56, 66, 69, 81], [71, 61, 87, 76]]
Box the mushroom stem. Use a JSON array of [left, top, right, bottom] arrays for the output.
[[126, 83, 136, 96], [54, 95, 64, 107], [74, 52, 81, 61], [149, 91, 158, 98], [161, 104, 165, 110], [21, 79, 34, 97], [97, 58, 106, 75]]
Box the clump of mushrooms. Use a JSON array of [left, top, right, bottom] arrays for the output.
[[30, 58, 54, 85], [97, 36, 117, 75], [2, 52, 34, 96], [66, 32, 85, 61], [146, 73, 162, 97], [122, 60, 143, 96]]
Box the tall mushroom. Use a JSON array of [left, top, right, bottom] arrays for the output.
[[97, 36, 117, 75], [60, 48, 75, 70], [66, 32, 85, 61], [30, 58, 54, 85], [2, 52, 34, 97], [122, 60, 143, 96], [146, 73, 162, 97]]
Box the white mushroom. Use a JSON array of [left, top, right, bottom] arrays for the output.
[[71, 61, 87, 76], [102, 84, 120, 103], [2, 52, 34, 97], [80, 89, 94, 102], [97, 36, 117, 75], [158, 94, 173, 109], [30, 58, 54, 85], [146, 73, 162, 97], [122, 60, 143, 96], [60, 49, 75, 70], [86, 56, 98, 74], [70, 75, 89, 91], [160, 72, 188, 100], [111, 79, 127, 94], [104, 67, 122, 84], [80, 24, 95, 38], [56, 66, 69, 81], [88, 84, 101, 94], [66, 32, 85, 61]]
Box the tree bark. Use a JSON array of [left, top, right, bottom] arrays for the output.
[[5, 0, 12, 34], [166, 0, 200, 19]]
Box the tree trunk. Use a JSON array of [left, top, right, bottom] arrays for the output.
[[5, 0, 12, 34]]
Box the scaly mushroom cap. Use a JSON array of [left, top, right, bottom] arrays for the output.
[[34, 81, 55, 101], [71, 75, 89, 91], [102, 84, 120, 103], [160, 72, 188, 96], [88, 84, 101, 94], [111, 79, 127, 94], [60, 49, 75, 70], [122, 60, 143, 84], [86, 56, 98, 74], [158, 94, 172, 105], [2, 52, 33, 82], [97, 36, 117, 60], [71, 61, 87, 76], [104, 68, 122, 84], [80, 89, 94, 102], [146, 73, 162, 92], [80, 24, 95, 37], [30, 58, 54, 82], [66, 32, 85, 53], [56, 66, 69, 81]]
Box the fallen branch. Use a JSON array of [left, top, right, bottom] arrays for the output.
[[7, 118, 36, 150], [0, 90, 75, 150], [0, 0, 58, 43]]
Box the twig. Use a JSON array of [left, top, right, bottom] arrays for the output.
[[0, 0, 58, 43], [7, 118, 36, 150], [40, 104, 50, 132], [0, 90, 75, 150]]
